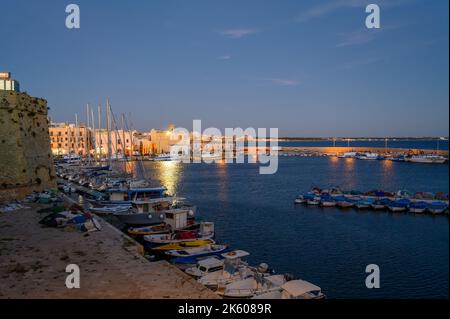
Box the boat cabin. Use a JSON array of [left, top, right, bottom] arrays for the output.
[[108, 187, 168, 202], [131, 197, 172, 213], [164, 209, 189, 229], [280, 280, 324, 299], [221, 250, 250, 277], [197, 257, 224, 274]]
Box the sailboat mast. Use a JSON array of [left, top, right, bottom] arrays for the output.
[[106, 98, 112, 167], [98, 105, 101, 160], [86, 104, 91, 161], [75, 113, 78, 155], [91, 108, 96, 162], [121, 113, 126, 157]]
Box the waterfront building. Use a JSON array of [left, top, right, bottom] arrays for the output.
[[149, 124, 181, 154], [48, 122, 92, 156], [0, 71, 20, 92]]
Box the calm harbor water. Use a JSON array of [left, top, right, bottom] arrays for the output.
[[127, 157, 448, 299], [279, 139, 449, 150]]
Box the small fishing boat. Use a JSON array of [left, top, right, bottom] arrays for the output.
[[356, 152, 379, 160], [408, 201, 429, 214], [334, 196, 354, 208], [294, 195, 305, 204], [166, 244, 228, 258], [198, 250, 252, 289], [302, 193, 320, 205], [355, 198, 374, 209], [371, 198, 390, 210], [320, 195, 336, 207], [127, 223, 172, 236], [389, 155, 406, 162], [144, 221, 214, 245], [387, 199, 410, 212], [427, 202, 448, 214], [89, 205, 131, 216], [152, 239, 215, 251], [185, 257, 224, 278], [253, 279, 325, 299], [114, 196, 195, 226]]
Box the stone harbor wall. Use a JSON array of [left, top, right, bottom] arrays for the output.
[[0, 91, 56, 201]]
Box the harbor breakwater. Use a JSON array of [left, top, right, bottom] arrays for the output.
[[0, 91, 56, 202], [279, 146, 449, 156]]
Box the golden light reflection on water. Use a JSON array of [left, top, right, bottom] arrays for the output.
[[380, 158, 394, 185], [342, 157, 356, 188], [154, 161, 181, 195], [216, 161, 228, 202], [123, 161, 136, 175]]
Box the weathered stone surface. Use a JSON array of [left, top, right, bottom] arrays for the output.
[[0, 91, 56, 201]]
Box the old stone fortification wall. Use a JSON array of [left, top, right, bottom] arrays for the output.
[[0, 91, 56, 202]]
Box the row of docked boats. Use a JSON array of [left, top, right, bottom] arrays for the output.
[[294, 187, 449, 215], [56, 161, 325, 299], [338, 152, 447, 164]]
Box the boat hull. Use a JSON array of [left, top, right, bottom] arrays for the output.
[[114, 212, 166, 226]]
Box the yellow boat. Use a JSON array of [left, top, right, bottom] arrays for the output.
[[153, 239, 215, 251]]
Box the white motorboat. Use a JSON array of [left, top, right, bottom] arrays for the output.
[[253, 279, 325, 299], [219, 274, 287, 298], [338, 152, 357, 158], [357, 152, 379, 160], [198, 250, 253, 289], [408, 155, 447, 164], [185, 257, 224, 278], [306, 197, 321, 205]]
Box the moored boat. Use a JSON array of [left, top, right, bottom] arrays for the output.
[[427, 201, 448, 214], [387, 199, 410, 212], [253, 279, 325, 299], [334, 196, 354, 208], [166, 244, 228, 259], [152, 239, 215, 251], [408, 201, 428, 214], [185, 257, 224, 278], [408, 155, 447, 164], [370, 198, 390, 210]]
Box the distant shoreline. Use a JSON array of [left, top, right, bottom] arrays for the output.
[[278, 137, 449, 141]]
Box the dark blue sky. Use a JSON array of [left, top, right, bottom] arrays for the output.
[[1, 0, 448, 137]]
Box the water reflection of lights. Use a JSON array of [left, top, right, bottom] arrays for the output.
[[216, 161, 228, 202], [123, 161, 136, 175], [329, 156, 339, 164], [155, 161, 181, 195], [380, 158, 393, 184]]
